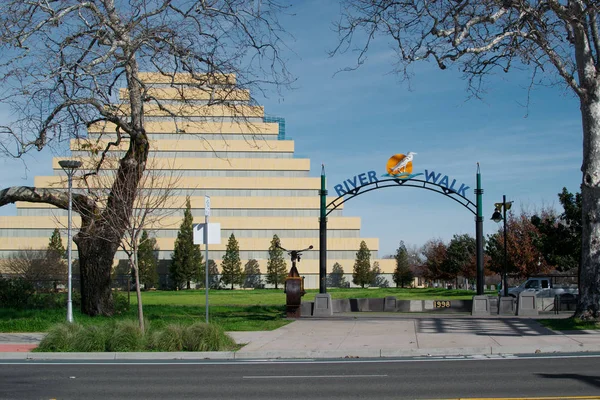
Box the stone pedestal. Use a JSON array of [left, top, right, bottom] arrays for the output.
[[313, 293, 333, 317], [517, 292, 538, 316], [498, 296, 516, 315], [471, 295, 491, 316]]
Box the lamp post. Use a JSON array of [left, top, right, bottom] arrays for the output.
[[59, 160, 82, 323], [491, 195, 513, 297]]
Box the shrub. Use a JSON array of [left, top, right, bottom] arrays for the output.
[[183, 323, 236, 352], [36, 320, 236, 352], [36, 323, 83, 352], [72, 325, 108, 352], [106, 320, 144, 352], [71, 290, 81, 307], [113, 291, 130, 315], [0, 277, 35, 308], [29, 293, 65, 310], [148, 324, 186, 351]]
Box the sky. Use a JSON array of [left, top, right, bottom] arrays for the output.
[[0, 0, 583, 258]]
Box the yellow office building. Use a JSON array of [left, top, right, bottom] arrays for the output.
[[0, 73, 395, 288]]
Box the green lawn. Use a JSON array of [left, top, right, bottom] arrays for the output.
[[134, 287, 484, 306], [0, 304, 289, 333], [1, 287, 486, 333]]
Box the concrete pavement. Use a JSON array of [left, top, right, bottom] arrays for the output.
[[2, 313, 600, 360], [229, 313, 600, 359], [0, 333, 44, 353]]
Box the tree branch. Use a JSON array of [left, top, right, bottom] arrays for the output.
[[0, 186, 97, 219]]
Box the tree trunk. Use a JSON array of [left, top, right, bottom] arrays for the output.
[[133, 243, 145, 332], [578, 95, 600, 320], [76, 235, 117, 316]]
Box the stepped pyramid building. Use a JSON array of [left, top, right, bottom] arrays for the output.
[[0, 73, 394, 288]]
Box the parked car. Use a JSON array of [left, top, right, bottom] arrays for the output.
[[501, 276, 578, 298]]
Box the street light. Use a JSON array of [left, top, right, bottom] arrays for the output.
[[491, 195, 513, 297], [59, 160, 82, 323]]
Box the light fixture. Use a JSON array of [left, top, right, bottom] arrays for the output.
[[491, 195, 513, 298], [59, 159, 82, 323]]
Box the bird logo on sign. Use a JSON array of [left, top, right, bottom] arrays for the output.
[[382, 152, 423, 180]]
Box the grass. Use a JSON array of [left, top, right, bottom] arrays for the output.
[[0, 287, 487, 333], [36, 321, 237, 352], [0, 304, 288, 333], [135, 287, 486, 307], [538, 317, 600, 331]]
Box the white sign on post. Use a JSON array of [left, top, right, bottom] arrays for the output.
[[193, 223, 221, 245], [204, 195, 211, 217]]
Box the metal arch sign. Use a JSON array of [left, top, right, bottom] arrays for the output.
[[329, 152, 474, 215], [318, 152, 485, 298]]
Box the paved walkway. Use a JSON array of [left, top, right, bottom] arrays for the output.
[[0, 333, 45, 353], [2, 313, 600, 359], [228, 314, 600, 358]]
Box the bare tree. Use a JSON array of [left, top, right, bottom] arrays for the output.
[[0, 1, 291, 316], [1, 249, 46, 282], [98, 154, 181, 331], [335, 0, 600, 320]]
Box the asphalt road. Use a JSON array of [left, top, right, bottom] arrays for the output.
[[1, 355, 600, 399]]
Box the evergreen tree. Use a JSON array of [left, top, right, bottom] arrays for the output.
[[370, 261, 389, 287], [221, 234, 243, 289], [327, 262, 347, 288], [207, 259, 221, 289], [137, 230, 159, 289], [353, 240, 372, 288], [393, 241, 414, 288], [45, 228, 67, 285], [170, 198, 203, 289], [266, 234, 287, 289], [243, 259, 263, 288]]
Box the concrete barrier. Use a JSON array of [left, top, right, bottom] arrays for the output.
[[517, 292, 538, 316], [538, 297, 559, 312], [396, 300, 411, 312], [423, 300, 434, 310], [384, 296, 396, 312], [444, 300, 472, 312], [300, 302, 313, 317], [368, 298, 385, 312], [409, 300, 423, 312], [357, 298, 369, 312], [489, 296, 499, 314], [322, 297, 475, 314], [471, 296, 490, 316], [499, 296, 516, 315], [331, 298, 351, 313], [349, 298, 360, 312]]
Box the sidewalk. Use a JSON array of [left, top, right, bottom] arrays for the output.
[[0, 333, 44, 353], [2, 313, 600, 360]]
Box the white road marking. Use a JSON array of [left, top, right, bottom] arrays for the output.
[[243, 374, 388, 379]]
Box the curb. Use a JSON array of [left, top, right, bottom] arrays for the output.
[[2, 344, 600, 361]]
